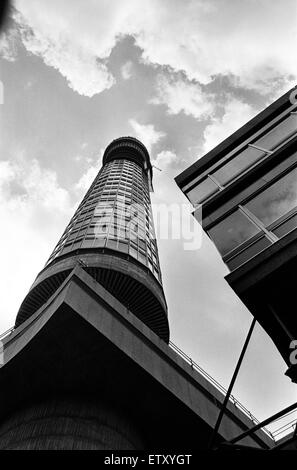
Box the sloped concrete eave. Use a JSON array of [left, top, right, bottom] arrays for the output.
[[0, 267, 273, 449]]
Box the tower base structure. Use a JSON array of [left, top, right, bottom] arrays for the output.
[[0, 267, 272, 450], [0, 398, 143, 450]]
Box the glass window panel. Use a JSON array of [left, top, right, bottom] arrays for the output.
[[64, 240, 73, 247], [129, 246, 138, 259], [245, 167, 297, 226], [148, 260, 153, 272], [139, 239, 146, 250], [213, 147, 265, 186], [67, 232, 77, 241], [138, 253, 147, 265], [208, 210, 261, 256], [255, 114, 297, 151], [72, 240, 83, 250], [129, 238, 138, 247], [186, 177, 219, 205], [117, 229, 127, 240], [94, 231, 106, 238], [117, 241, 129, 253], [226, 236, 272, 270], [61, 245, 73, 254], [93, 238, 105, 247], [272, 212, 297, 238], [106, 239, 118, 250], [138, 231, 145, 241]]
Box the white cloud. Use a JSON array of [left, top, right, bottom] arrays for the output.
[[121, 60, 133, 80], [152, 150, 177, 170], [13, 0, 297, 98], [0, 157, 73, 239], [75, 150, 104, 195], [0, 157, 73, 331], [134, 0, 297, 93], [0, 29, 18, 62], [230, 72, 297, 99], [203, 98, 257, 153], [129, 119, 165, 153], [151, 75, 215, 120], [0, 161, 15, 187], [75, 162, 100, 194], [17, 18, 115, 97]]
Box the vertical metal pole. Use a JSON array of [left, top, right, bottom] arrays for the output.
[[209, 316, 257, 449]]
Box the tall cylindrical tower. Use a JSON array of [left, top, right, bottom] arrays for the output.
[[16, 137, 169, 342]]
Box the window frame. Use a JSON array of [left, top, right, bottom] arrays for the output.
[[184, 106, 297, 206]]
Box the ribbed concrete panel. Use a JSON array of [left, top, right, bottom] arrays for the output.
[[0, 398, 144, 450]]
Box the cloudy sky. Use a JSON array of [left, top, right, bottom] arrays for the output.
[[0, 0, 297, 435]]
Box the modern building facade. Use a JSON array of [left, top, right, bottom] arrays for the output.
[[0, 137, 275, 450], [176, 87, 297, 382]]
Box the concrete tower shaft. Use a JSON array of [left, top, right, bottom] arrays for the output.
[[16, 137, 169, 342]]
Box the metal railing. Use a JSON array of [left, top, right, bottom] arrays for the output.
[[169, 340, 276, 440], [169, 340, 297, 442], [0, 327, 14, 342], [268, 408, 297, 439], [272, 419, 297, 439]]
